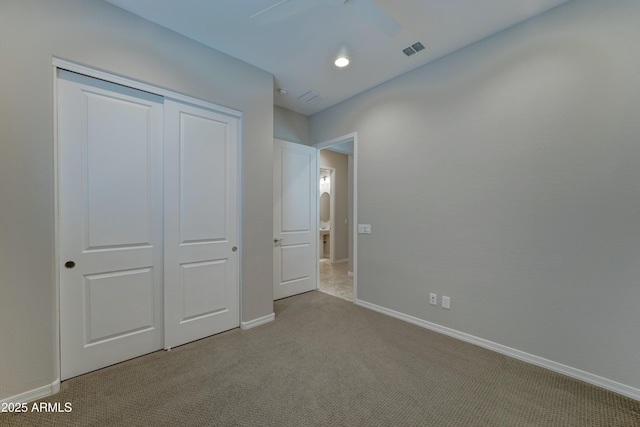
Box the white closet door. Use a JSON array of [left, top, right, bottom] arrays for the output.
[[163, 100, 240, 349], [58, 70, 164, 380], [273, 139, 317, 300]]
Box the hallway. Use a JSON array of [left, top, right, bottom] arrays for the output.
[[318, 260, 353, 302]]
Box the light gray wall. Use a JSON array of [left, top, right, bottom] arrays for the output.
[[319, 150, 349, 262], [0, 0, 274, 400], [274, 105, 311, 145], [310, 0, 640, 390]]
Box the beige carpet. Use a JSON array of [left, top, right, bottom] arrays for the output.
[[2, 291, 639, 426]]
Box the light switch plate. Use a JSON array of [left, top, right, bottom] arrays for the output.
[[442, 296, 450, 309]]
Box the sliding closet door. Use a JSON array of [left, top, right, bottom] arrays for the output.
[[163, 100, 240, 349], [58, 70, 164, 380]]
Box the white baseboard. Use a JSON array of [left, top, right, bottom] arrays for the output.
[[355, 298, 640, 401], [241, 313, 275, 330], [0, 379, 60, 405]]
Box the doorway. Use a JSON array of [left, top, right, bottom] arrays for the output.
[[314, 133, 358, 302]]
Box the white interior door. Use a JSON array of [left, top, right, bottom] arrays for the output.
[[163, 100, 239, 349], [58, 70, 164, 380], [273, 139, 317, 300]]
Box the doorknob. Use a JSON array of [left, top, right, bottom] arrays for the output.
[[274, 238, 283, 243], [64, 261, 75, 269]]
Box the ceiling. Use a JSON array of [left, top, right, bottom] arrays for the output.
[[103, 0, 571, 116]]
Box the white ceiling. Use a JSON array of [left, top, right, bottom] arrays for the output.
[[103, 0, 571, 116]]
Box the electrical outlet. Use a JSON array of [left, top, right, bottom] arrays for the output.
[[442, 296, 450, 309], [357, 224, 372, 234], [430, 293, 437, 306]]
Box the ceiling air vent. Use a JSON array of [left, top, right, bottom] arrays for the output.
[[298, 90, 326, 105], [402, 41, 426, 57]]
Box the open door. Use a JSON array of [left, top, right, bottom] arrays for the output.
[[273, 139, 317, 300]]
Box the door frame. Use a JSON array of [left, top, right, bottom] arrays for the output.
[[313, 132, 358, 301], [52, 58, 243, 385]]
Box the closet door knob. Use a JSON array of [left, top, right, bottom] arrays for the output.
[[64, 261, 75, 269], [274, 238, 283, 243]]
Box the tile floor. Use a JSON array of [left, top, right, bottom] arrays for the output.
[[318, 259, 353, 302]]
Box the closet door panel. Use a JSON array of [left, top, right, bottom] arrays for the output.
[[58, 70, 164, 380], [164, 100, 240, 349]]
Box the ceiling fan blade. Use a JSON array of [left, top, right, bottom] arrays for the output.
[[345, 0, 402, 38], [250, 0, 400, 36], [251, 0, 319, 26], [250, 0, 291, 19]]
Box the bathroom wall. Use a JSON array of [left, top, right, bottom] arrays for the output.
[[319, 150, 349, 263]]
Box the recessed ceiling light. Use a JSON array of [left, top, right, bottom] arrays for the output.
[[334, 56, 349, 68]]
